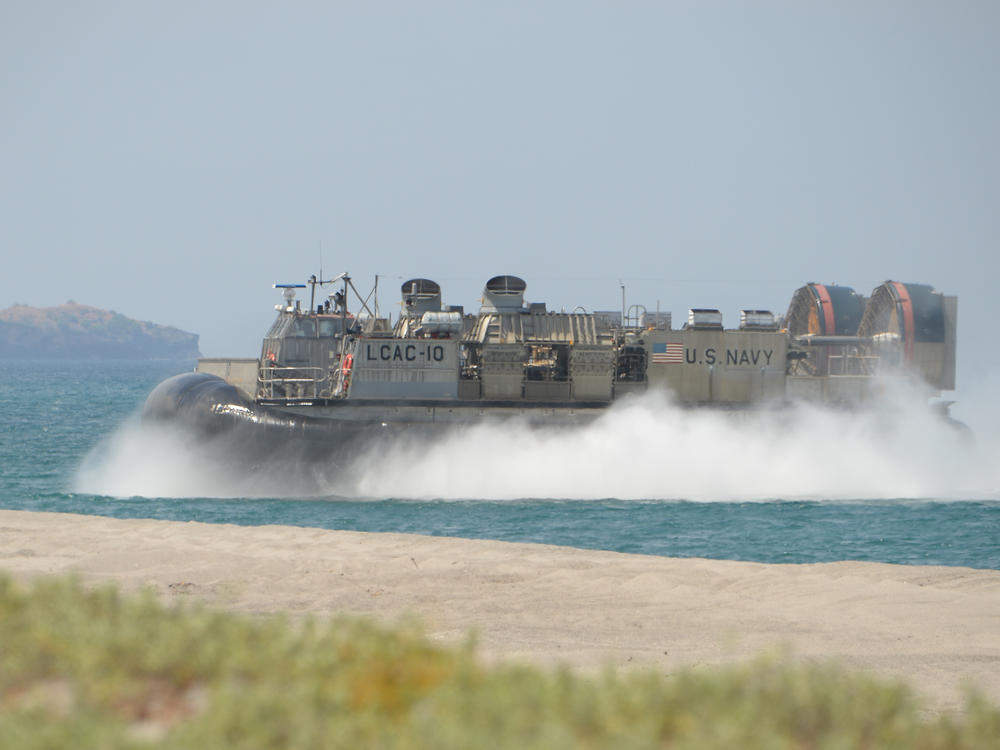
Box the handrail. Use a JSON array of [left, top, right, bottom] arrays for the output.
[[257, 365, 332, 399]]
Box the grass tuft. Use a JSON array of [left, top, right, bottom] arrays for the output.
[[1, 573, 997, 749]]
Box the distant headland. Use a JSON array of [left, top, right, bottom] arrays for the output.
[[0, 302, 200, 360]]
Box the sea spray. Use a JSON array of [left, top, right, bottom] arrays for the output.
[[347, 386, 982, 501], [74, 415, 343, 499], [74, 379, 994, 501]]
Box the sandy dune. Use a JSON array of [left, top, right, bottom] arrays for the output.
[[2, 509, 998, 713]]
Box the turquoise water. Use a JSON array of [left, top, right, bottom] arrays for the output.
[[2, 360, 999, 569]]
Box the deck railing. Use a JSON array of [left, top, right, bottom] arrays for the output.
[[257, 366, 334, 399]]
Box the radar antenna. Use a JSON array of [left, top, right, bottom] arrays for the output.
[[273, 283, 306, 311]]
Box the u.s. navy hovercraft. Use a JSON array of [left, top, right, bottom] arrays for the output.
[[143, 273, 958, 457]]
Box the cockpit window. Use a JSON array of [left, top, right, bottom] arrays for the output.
[[318, 318, 344, 337], [291, 318, 316, 337]]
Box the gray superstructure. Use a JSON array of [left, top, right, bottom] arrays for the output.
[[186, 274, 956, 438]]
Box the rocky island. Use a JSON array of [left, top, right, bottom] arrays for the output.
[[0, 302, 200, 359]]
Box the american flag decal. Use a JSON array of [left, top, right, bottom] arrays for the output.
[[652, 342, 684, 364]]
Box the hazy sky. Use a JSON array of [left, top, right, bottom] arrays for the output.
[[2, 2, 997, 387]]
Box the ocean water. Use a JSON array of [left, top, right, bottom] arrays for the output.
[[2, 359, 999, 570]]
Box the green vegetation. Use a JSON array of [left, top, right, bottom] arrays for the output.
[[1, 574, 997, 749]]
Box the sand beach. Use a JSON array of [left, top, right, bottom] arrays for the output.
[[2, 509, 998, 714]]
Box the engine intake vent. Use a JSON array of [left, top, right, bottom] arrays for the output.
[[481, 275, 527, 313]]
